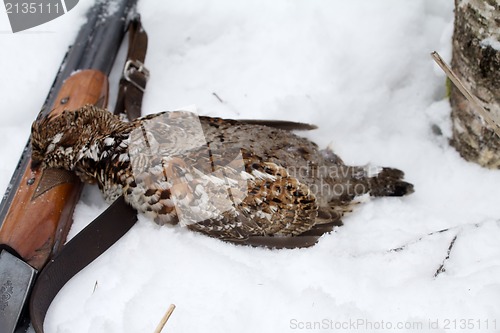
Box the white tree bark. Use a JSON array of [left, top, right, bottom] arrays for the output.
[[450, 0, 500, 168]]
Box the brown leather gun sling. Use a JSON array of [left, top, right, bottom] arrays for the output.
[[29, 18, 148, 333]]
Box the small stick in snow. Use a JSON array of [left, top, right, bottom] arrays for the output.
[[434, 234, 458, 278], [389, 227, 451, 252], [154, 304, 176, 333], [431, 51, 500, 138], [212, 92, 225, 103]]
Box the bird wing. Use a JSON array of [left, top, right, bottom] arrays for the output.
[[233, 119, 318, 131], [187, 161, 323, 244], [199, 115, 317, 131]]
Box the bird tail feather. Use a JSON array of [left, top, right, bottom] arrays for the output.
[[368, 167, 414, 197]]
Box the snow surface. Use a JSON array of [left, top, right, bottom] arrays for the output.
[[481, 37, 500, 52], [1, 0, 500, 332]]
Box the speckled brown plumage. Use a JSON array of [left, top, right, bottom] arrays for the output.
[[31, 105, 413, 247]]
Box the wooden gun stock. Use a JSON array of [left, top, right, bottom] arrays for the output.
[[0, 70, 108, 270]]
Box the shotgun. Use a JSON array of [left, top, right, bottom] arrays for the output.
[[0, 0, 139, 331]]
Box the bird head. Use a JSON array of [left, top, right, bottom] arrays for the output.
[[31, 109, 84, 171], [31, 105, 136, 173]]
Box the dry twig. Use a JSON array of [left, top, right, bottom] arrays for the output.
[[154, 304, 176, 333], [434, 234, 458, 278], [431, 51, 500, 138], [212, 92, 225, 103]]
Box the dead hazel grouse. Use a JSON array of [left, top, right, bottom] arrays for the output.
[[30, 105, 413, 248]]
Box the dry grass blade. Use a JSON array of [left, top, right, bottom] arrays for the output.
[[431, 51, 500, 138], [154, 304, 176, 333]]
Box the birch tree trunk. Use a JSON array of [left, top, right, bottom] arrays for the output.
[[450, 0, 500, 168]]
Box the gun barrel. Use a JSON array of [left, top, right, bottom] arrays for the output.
[[42, 0, 137, 117], [81, 0, 137, 73]]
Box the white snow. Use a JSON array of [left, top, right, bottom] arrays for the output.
[[481, 37, 500, 51], [1, 1, 500, 332]]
